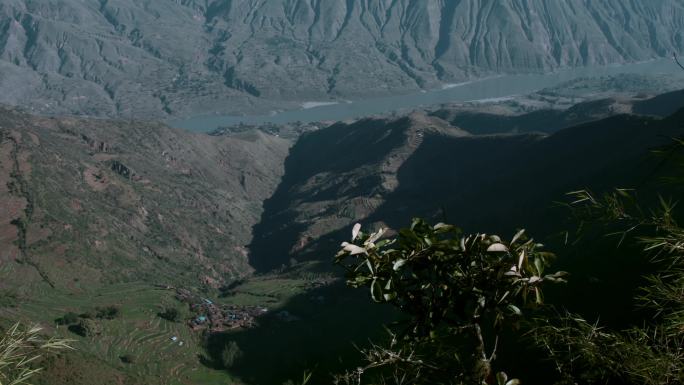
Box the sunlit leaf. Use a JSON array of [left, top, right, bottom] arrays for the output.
[[518, 249, 526, 270], [351, 223, 362, 241], [487, 243, 509, 252], [496, 371, 508, 385], [511, 229, 525, 244], [341, 242, 367, 255], [393, 259, 407, 271]]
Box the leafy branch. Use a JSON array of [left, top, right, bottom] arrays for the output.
[[334, 219, 566, 384], [535, 177, 684, 384]]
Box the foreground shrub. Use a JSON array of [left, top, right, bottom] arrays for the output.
[[0, 323, 72, 385], [532, 188, 684, 385], [334, 219, 566, 384]]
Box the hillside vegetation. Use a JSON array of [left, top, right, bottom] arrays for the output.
[[0, 90, 683, 384], [0, 107, 289, 292]]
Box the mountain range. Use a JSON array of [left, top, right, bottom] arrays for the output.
[[2, 90, 683, 290], [249, 93, 684, 271], [2, 2, 684, 383], [0, 88, 683, 385], [0, 0, 683, 118]]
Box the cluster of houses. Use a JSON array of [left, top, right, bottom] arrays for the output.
[[175, 288, 268, 332]]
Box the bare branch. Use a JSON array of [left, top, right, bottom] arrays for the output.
[[674, 53, 684, 71]]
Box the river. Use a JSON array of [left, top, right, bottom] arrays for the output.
[[171, 58, 684, 132]]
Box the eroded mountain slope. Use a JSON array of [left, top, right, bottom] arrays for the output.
[[0, 107, 289, 292], [0, 0, 682, 117]]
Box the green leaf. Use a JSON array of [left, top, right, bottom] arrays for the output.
[[535, 287, 543, 304], [365, 259, 375, 275], [511, 229, 525, 245], [433, 222, 454, 232], [375, 239, 390, 248], [399, 228, 420, 243], [496, 372, 508, 385], [383, 292, 396, 301], [534, 257, 544, 275], [370, 279, 384, 302], [393, 259, 407, 271], [354, 276, 370, 285], [517, 249, 526, 270], [383, 280, 395, 301], [507, 304, 522, 316]]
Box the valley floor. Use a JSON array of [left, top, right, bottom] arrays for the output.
[[0, 262, 395, 385]]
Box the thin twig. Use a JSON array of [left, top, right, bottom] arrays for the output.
[[488, 335, 499, 362], [675, 53, 684, 71]]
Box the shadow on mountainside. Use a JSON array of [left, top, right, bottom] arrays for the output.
[[431, 91, 684, 136], [202, 281, 397, 384], [250, 99, 684, 276], [254, 107, 684, 324], [224, 108, 684, 385], [431, 98, 622, 135], [248, 118, 416, 272], [632, 89, 684, 117], [311, 110, 684, 324]]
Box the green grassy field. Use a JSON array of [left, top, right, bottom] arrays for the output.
[[0, 262, 396, 385], [1, 282, 235, 385]]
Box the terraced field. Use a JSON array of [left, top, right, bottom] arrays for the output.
[[1, 282, 237, 385], [0, 261, 361, 385], [0, 283, 234, 385]]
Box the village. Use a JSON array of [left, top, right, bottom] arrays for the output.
[[174, 288, 269, 332]]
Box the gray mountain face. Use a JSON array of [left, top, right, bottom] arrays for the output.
[[1, 0, 683, 118]]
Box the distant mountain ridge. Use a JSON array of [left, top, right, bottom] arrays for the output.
[[0, 0, 683, 118], [248, 98, 684, 270], [1, 89, 682, 285]]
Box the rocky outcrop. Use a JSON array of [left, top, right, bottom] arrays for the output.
[[109, 160, 131, 179]]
